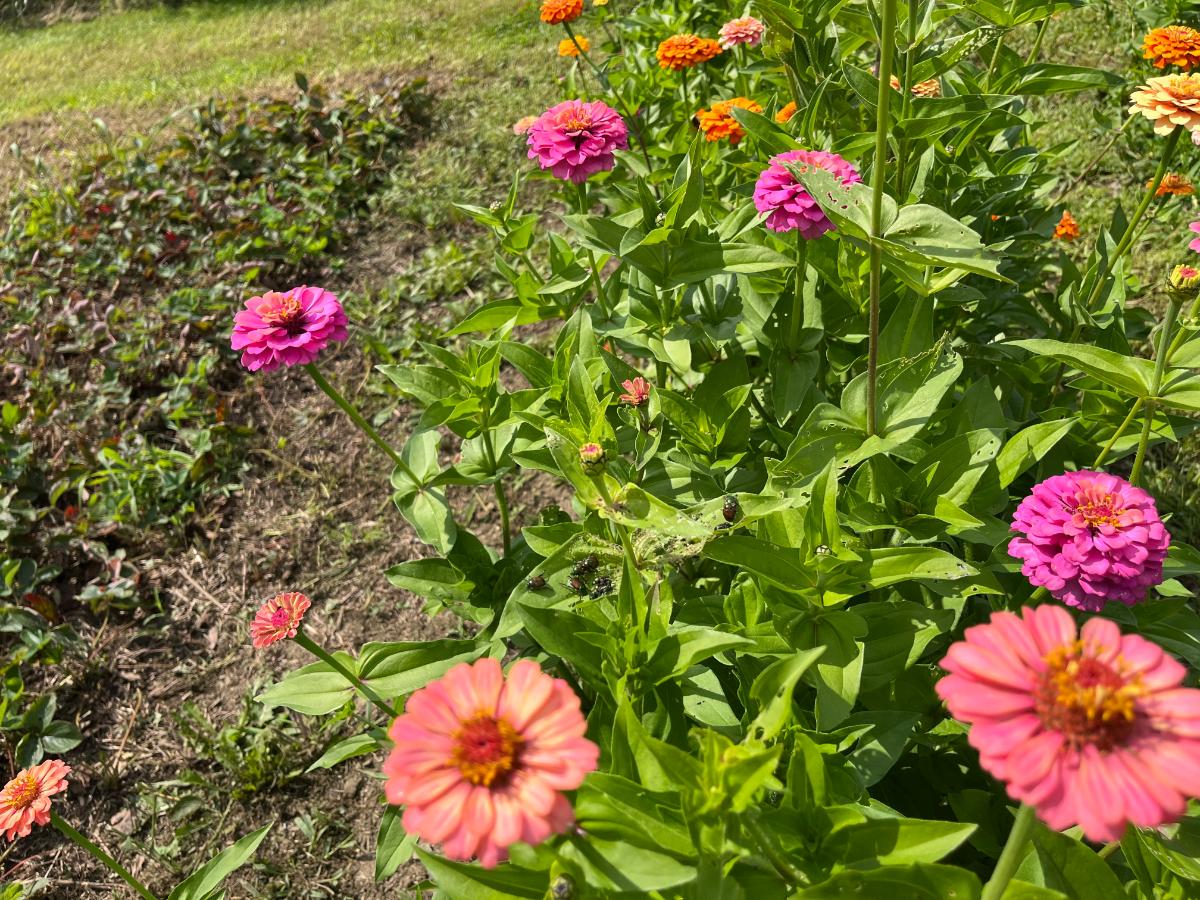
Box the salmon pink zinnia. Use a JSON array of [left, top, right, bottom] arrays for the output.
[[250, 591, 312, 649], [0, 760, 70, 841], [937, 605, 1200, 841], [1008, 471, 1170, 611], [231, 285, 348, 372], [718, 16, 765, 49], [382, 658, 599, 868], [527, 100, 628, 183], [753, 150, 861, 238]]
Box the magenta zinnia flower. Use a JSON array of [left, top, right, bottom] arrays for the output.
[[718, 16, 765, 49], [250, 591, 312, 649], [383, 658, 599, 868], [1189, 220, 1200, 252], [752, 150, 861, 238], [526, 100, 628, 183], [230, 285, 348, 372], [1008, 471, 1170, 611], [938, 605, 1200, 842]]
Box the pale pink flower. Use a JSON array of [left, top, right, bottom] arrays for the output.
[[619, 377, 651, 406], [0, 760, 70, 841], [230, 285, 348, 372], [382, 658, 599, 868], [1008, 471, 1170, 611], [718, 16, 766, 49], [938, 605, 1200, 842], [526, 100, 628, 183], [512, 115, 538, 136], [753, 150, 861, 238], [250, 591, 312, 649]]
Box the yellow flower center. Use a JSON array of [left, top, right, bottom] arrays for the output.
[[1075, 493, 1120, 528], [452, 715, 522, 787], [4, 775, 39, 811], [257, 292, 304, 326], [1166, 74, 1200, 99], [1035, 642, 1145, 751]]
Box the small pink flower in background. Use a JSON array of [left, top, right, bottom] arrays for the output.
[[1189, 220, 1200, 252], [718, 16, 766, 49], [619, 377, 651, 406], [1008, 471, 1170, 611], [250, 591, 312, 649], [527, 100, 628, 183], [512, 115, 538, 136], [231, 285, 348, 372], [938, 605, 1200, 841], [382, 658, 599, 868], [0, 760, 70, 841], [753, 150, 861, 238]]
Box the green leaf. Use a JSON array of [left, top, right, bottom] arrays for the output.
[[996, 64, 1123, 95], [515, 604, 607, 686], [844, 711, 920, 786], [798, 863, 981, 898], [394, 486, 456, 553], [375, 806, 418, 881], [416, 849, 546, 899], [704, 535, 815, 591], [642, 625, 755, 684], [856, 547, 977, 589], [358, 640, 484, 698], [832, 816, 977, 867], [257, 655, 355, 715], [167, 825, 272, 900], [1008, 339, 1155, 399], [555, 835, 698, 892], [996, 420, 1076, 487], [307, 731, 383, 772], [575, 774, 694, 857], [879, 203, 1006, 280], [384, 558, 474, 604], [747, 648, 827, 742], [1014, 822, 1125, 900]]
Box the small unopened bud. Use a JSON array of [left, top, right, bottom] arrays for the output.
[[550, 874, 577, 899], [579, 442, 607, 476], [1169, 263, 1200, 297]]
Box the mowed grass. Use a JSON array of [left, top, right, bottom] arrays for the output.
[[0, 0, 546, 125]]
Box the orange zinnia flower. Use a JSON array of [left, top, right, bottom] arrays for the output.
[[656, 34, 722, 70], [558, 35, 589, 56], [1053, 210, 1080, 241], [775, 101, 798, 123], [1144, 25, 1200, 71], [1130, 74, 1200, 135], [0, 760, 70, 841], [889, 74, 941, 97], [696, 97, 763, 144], [540, 0, 582, 25], [1154, 172, 1195, 196]]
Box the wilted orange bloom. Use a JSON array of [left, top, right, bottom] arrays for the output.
[[888, 74, 941, 97], [1053, 210, 1080, 241], [1129, 74, 1200, 135], [990, 214, 1001, 221], [1143, 25, 1200, 71], [657, 34, 722, 70], [540, 0, 582, 25], [696, 97, 763, 144], [775, 101, 798, 123], [558, 35, 589, 56], [1154, 172, 1194, 196]]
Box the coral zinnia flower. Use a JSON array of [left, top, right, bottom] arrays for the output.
[[558, 35, 589, 57], [619, 377, 651, 406], [250, 591, 312, 649], [1143, 25, 1200, 71], [230, 285, 348, 373], [1130, 74, 1200, 135], [382, 658, 599, 868], [527, 100, 628, 183], [512, 115, 538, 136], [1008, 471, 1170, 611], [0, 760, 70, 841], [656, 34, 722, 70], [1053, 210, 1080, 240], [695, 97, 762, 144], [539, 0, 582, 24], [753, 149, 862, 238], [937, 605, 1200, 842], [775, 101, 798, 123], [718, 16, 765, 49], [1154, 172, 1194, 196]]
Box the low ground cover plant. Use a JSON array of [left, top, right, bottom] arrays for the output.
[[7, 0, 1200, 896]]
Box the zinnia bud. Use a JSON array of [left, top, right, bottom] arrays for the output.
[[579, 442, 607, 476], [1170, 263, 1200, 297]]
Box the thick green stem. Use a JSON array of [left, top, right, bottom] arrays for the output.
[[866, 0, 898, 437], [480, 427, 511, 554], [51, 811, 156, 900], [304, 364, 418, 484], [576, 182, 610, 315], [788, 231, 808, 349], [1024, 16, 1050, 66], [1130, 295, 1183, 486], [981, 804, 1037, 900], [1167, 294, 1200, 359], [745, 816, 809, 886], [594, 477, 645, 629], [1092, 398, 1143, 470], [294, 629, 398, 719]]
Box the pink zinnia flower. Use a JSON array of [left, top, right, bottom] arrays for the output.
[[619, 377, 651, 406], [753, 150, 862, 238], [230, 285, 348, 372], [383, 658, 599, 868], [718, 16, 765, 49], [938, 605, 1200, 842], [250, 591, 312, 649], [526, 100, 628, 184], [1189, 220, 1200, 252], [1008, 471, 1170, 611], [0, 760, 70, 841]]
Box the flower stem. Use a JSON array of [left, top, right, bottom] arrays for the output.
[[294, 628, 398, 719], [575, 182, 610, 315], [480, 426, 511, 554], [866, 0, 898, 437], [1167, 294, 1200, 359], [1130, 295, 1183, 486], [1024, 16, 1050, 66], [1092, 398, 1143, 469], [981, 804, 1037, 900], [745, 816, 809, 886], [304, 363, 419, 485], [51, 811, 156, 900], [788, 230, 808, 349]]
